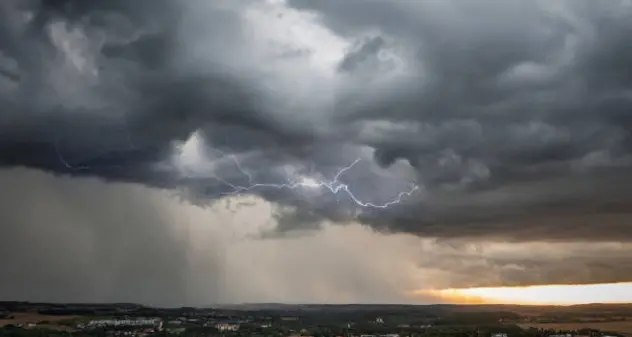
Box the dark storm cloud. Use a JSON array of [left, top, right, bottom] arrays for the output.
[[285, 0, 632, 241], [358, 169, 632, 242], [0, 0, 308, 182], [2, 0, 632, 242]]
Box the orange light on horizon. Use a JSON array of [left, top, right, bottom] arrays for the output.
[[415, 282, 632, 305]]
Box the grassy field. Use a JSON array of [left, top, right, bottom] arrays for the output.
[[0, 312, 77, 327], [519, 322, 632, 336]]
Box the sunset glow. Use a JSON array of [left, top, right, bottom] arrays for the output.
[[420, 282, 632, 305]]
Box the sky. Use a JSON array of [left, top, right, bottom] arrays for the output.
[[1, 0, 632, 306]]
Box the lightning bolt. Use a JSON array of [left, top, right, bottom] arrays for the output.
[[209, 149, 419, 209], [56, 136, 419, 209]]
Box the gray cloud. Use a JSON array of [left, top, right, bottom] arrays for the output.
[[285, 0, 632, 241], [1, 0, 632, 245], [414, 240, 632, 289], [337, 35, 385, 74]]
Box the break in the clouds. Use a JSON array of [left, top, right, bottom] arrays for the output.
[[2, 0, 632, 243]]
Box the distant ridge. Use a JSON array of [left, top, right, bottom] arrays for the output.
[[3, 301, 632, 311]]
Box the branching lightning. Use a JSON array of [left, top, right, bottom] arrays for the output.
[[208, 149, 419, 209], [56, 136, 419, 209]]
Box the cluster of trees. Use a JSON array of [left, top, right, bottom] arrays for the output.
[[0, 325, 94, 337]]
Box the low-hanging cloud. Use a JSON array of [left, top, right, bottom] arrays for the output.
[[2, 0, 632, 243]]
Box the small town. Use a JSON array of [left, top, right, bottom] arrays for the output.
[[1, 302, 631, 337]]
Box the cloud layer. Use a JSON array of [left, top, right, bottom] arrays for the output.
[[2, 0, 632, 245]]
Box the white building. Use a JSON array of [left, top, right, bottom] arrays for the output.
[[166, 328, 186, 335], [215, 323, 240, 331], [87, 318, 161, 328]]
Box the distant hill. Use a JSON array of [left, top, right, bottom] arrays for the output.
[[3, 301, 632, 315]]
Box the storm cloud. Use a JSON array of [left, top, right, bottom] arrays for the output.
[[2, 0, 632, 247]]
